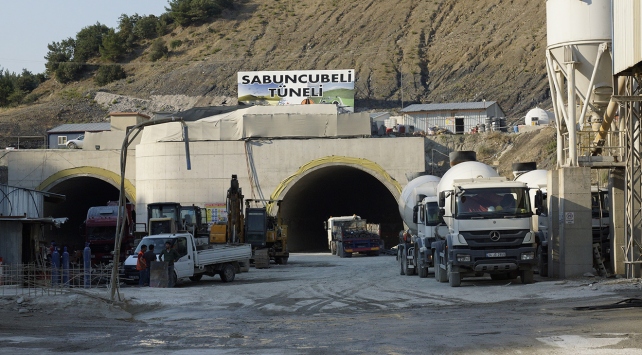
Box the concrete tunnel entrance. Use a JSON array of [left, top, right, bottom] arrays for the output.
[[43, 177, 128, 254], [278, 165, 403, 252]]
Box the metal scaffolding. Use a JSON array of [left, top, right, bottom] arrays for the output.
[[621, 74, 642, 277]]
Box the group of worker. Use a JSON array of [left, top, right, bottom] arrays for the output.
[[136, 241, 180, 287]]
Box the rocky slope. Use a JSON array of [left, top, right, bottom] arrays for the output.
[[0, 0, 555, 169]]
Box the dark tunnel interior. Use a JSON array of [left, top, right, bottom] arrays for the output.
[[43, 177, 126, 253], [41, 168, 403, 254], [279, 166, 403, 252]]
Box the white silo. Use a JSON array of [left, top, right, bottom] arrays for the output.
[[546, 0, 613, 166]]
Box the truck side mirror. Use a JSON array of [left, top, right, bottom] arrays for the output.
[[534, 190, 543, 210], [323, 221, 327, 230], [412, 205, 419, 224], [438, 191, 446, 208], [439, 208, 445, 217]]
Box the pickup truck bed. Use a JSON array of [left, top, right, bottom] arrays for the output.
[[195, 243, 252, 266]]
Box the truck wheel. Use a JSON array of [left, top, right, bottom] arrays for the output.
[[189, 274, 203, 282], [220, 263, 236, 282], [434, 250, 448, 283], [419, 266, 428, 278], [448, 264, 461, 287], [520, 269, 534, 284], [403, 253, 414, 276], [331, 242, 336, 255], [538, 244, 548, 277]]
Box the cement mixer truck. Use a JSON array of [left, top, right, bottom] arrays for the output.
[[433, 154, 540, 287], [397, 175, 447, 278], [513, 165, 550, 276]]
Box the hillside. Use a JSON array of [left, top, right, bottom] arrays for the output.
[[0, 0, 555, 170]]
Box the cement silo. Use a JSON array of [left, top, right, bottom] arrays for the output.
[[546, 0, 613, 166]]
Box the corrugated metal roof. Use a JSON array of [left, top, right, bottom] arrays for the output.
[[401, 102, 497, 112], [47, 123, 111, 133]]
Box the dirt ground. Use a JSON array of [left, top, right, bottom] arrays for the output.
[[2, 253, 642, 354]]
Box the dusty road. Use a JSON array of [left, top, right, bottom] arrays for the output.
[[2, 253, 642, 354]]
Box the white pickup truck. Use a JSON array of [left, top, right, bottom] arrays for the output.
[[124, 232, 251, 284]]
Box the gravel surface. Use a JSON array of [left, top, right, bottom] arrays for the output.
[[2, 253, 642, 354]]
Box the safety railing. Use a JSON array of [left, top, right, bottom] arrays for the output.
[[0, 262, 115, 297], [559, 129, 626, 166]]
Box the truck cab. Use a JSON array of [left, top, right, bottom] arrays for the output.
[[435, 178, 538, 286]]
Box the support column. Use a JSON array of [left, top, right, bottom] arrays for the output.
[[547, 170, 560, 278], [610, 168, 626, 275], [555, 167, 594, 278]]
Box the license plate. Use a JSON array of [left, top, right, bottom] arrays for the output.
[[486, 252, 506, 257]]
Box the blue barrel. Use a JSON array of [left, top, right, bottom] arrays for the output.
[[513, 125, 519, 133]]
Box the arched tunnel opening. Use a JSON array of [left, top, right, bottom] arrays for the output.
[[279, 165, 403, 252], [43, 177, 129, 254]]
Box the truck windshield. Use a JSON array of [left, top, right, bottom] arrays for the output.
[[456, 187, 531, 219], [425, 202, 442, 226], [149, 205, 179, 220], [135, 238, 179, 255]]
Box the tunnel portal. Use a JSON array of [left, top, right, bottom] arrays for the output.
[[279, 165, 403, 252], [43, 176, 126, 253]]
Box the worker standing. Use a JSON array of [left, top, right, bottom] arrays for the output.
[[159, 241, 180, 287], [136, 245, 148, 287], [142, 244, 156, 286]]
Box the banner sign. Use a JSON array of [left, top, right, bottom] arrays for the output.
[[205, 203, 227, 224], [238, 69, 355, 112]]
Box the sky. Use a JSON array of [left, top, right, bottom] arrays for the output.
[[0, 1, 169, 75]]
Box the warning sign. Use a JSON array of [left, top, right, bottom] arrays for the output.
[[565, 212, 574, 224]]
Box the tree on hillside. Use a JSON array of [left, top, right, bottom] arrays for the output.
[[118, 13, 140, 50], [135, 15, 160, 40], [44, 38, 75, 74], [166, 0, 234, 26], [100, 29, 126, 62], [0, 68, 43, 107], [0, 68, 15, 106], [16, 69, 41, 92], [74, 22, 111, 63]]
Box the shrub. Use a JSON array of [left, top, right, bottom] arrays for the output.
[[94, 64, 127, 86], [170, 39, 183, 49], [149, 39, 169, 61]]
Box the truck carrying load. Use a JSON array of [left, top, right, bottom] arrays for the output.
[[326, 216, 381, 258]]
